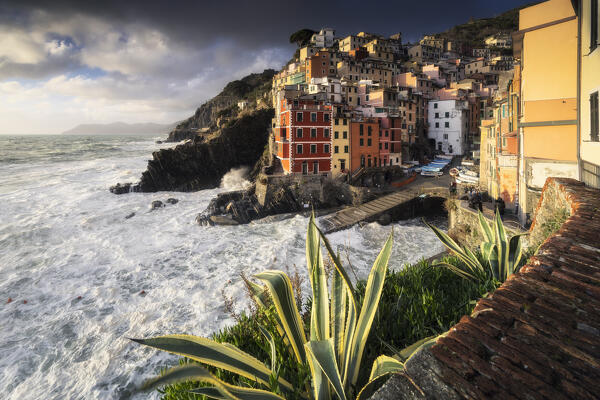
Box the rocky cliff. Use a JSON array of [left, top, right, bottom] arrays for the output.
[[166, 69, 275, 142], [111, 108, 274, 193]]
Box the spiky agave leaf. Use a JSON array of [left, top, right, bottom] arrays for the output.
[[305, 339, 345, 400], [131, 335, 294, 394], [355, 356, 404, 400], [255, 270, 307, 365], [141, 364, 285, 400], [306, 213, 330, 342], [331, 265, 347, 366], [346, 232, 393, 388]]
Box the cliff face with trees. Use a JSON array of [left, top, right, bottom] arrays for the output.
[[166, 69, 275, 142]]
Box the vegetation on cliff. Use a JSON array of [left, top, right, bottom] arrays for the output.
[[434, 2, 540, 47], [168, 69, 275, 142]]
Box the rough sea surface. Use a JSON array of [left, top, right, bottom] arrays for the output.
[[0, 135, 445, 400]]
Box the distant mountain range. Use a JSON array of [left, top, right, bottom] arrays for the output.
[[61, 122, 176, 135]]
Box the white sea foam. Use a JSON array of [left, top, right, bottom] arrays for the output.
[[0, 135, 444, 400], [219, 166, 252, 190]]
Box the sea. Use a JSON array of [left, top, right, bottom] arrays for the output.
[[0, 134, 445, 400]]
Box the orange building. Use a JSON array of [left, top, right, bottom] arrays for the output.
[[350, 118, 380, 171], [306, 50, 334, 82]]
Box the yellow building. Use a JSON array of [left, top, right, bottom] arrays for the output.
[[513, 0, 579, 224], [479, 119, 495, 193], [332, 107, 351, 176], [576, 0, 600, 188]]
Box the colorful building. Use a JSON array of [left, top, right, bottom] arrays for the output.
[[274, 99, 332, 175], [575, 0, 600, 188], [350, 118, 380, 171], [513, 0, 579, 223], [332, 106, 351, 176]]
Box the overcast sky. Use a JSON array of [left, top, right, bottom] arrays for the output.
[[0, 0, 533, 134]]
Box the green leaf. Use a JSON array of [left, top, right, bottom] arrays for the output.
[[508, 233, 525, 275], [331, 266, 347, 366], [258, 325, 277, 373], [316, 224, 359, 316], [397, 335, 437, 361], [341, 286, 356, 388], [494, 210, 508, 280], [368, 355, 404, 381], [305, 339, 346, 400], [189, 385, 286, 400], [478, 210, 494, 243], [255, 270, 307, 364], [140, 364, 237, 399], [131, 335, 293, 392], [307, 214, 329, 342], [480, 241, 495, 261], [346, 232, 393, 387]]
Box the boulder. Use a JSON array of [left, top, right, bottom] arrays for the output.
[[378, 213, 392, 226], [151, 200, 164, 210], [125, 212, 135, 219], [166, 198, 179, 204], [209, 215, 240, 226]]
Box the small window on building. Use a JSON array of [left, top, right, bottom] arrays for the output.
[[343, 118, 348, 125], [359, 124, 364, 135], [445, 122, 449, 128], [367, 139, 372, 146], [324, 144, 330, 153], [344, 145, 349, 153], [324, 128, 330, 138], [297, 144, 303, 154], [334, 131, 339, 139], [443, 134, 448, 139], [435, 122, 439, 128], [367, 126, 372, 136], [297, 112, 303, 122], [335, 118, 339, 125], [281, 127, 287, 139], [324, 113, 330, 122], [445, 112, 449, 118], [311, 144, 317, 154], [435, 112, 439, 119], [379, 143, 382, 150], [311, 112, 317, 122], [334, 145, 339, 153], [311, 128, 317, 138], [297, 128, 303, 138], [360, 138, 364, 146], [592, 0, 598, 52], [385, 142, 388, 149], [591, 91, 599, 142], [343, 131, 347, 139]]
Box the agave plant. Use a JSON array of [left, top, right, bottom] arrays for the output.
[[425, 210, 525, 283], [131, 214, 415, 400]]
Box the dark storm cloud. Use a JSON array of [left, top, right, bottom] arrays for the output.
[[0, 0, 534, 134]]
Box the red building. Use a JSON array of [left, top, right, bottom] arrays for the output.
[[274, 99, 332, 174]]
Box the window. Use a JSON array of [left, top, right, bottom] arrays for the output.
[[445, 112, 449, 118], [343, 131, 348, 139], [445, 122, 449, 128], [324, 113, 330, 122], [335, 118, 339, 125], [334, 131, 339, 139], [297, 128, 303, 138], [311, 112, 317, 122], [311, 128, 317, 138], [385, 142, 388, 149], [435, 122, 439, 128], [379, 143, 382, 150], [443, 134, 448, 139], [343, 119, 348, 125], [435, 112, 439, 119], [592, 0, 598, 52], [344, 145, 349, 153], [367, 126, 372, 136], [360, 138, 364, 146], [310, 144, 317, 154], [591, 92, 599, 141], [324, 144, 330, 153], [324, 128, 330, 138], [359, 124, 364, 135], [281, 127, 286, 140], [297, 144, 303, 154], [334, 145, 339, 153], [367, 139, 372, 146], [296, 112, 303, 122]]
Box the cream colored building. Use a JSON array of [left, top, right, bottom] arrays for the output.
[[576, 0, 600, 188]]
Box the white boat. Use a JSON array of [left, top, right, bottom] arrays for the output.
[[456, 172, 479, 184], [421, 170, 443, 177]]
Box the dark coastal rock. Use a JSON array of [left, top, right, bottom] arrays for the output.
[[150, 200, 164, 210], [378, 213, 392, 226], [125, 212, 135, 219], [155, 140, 163, 144], [112, 108, 274, 194], [110, 183, 136, 194], [166, 198, 179, 204]]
